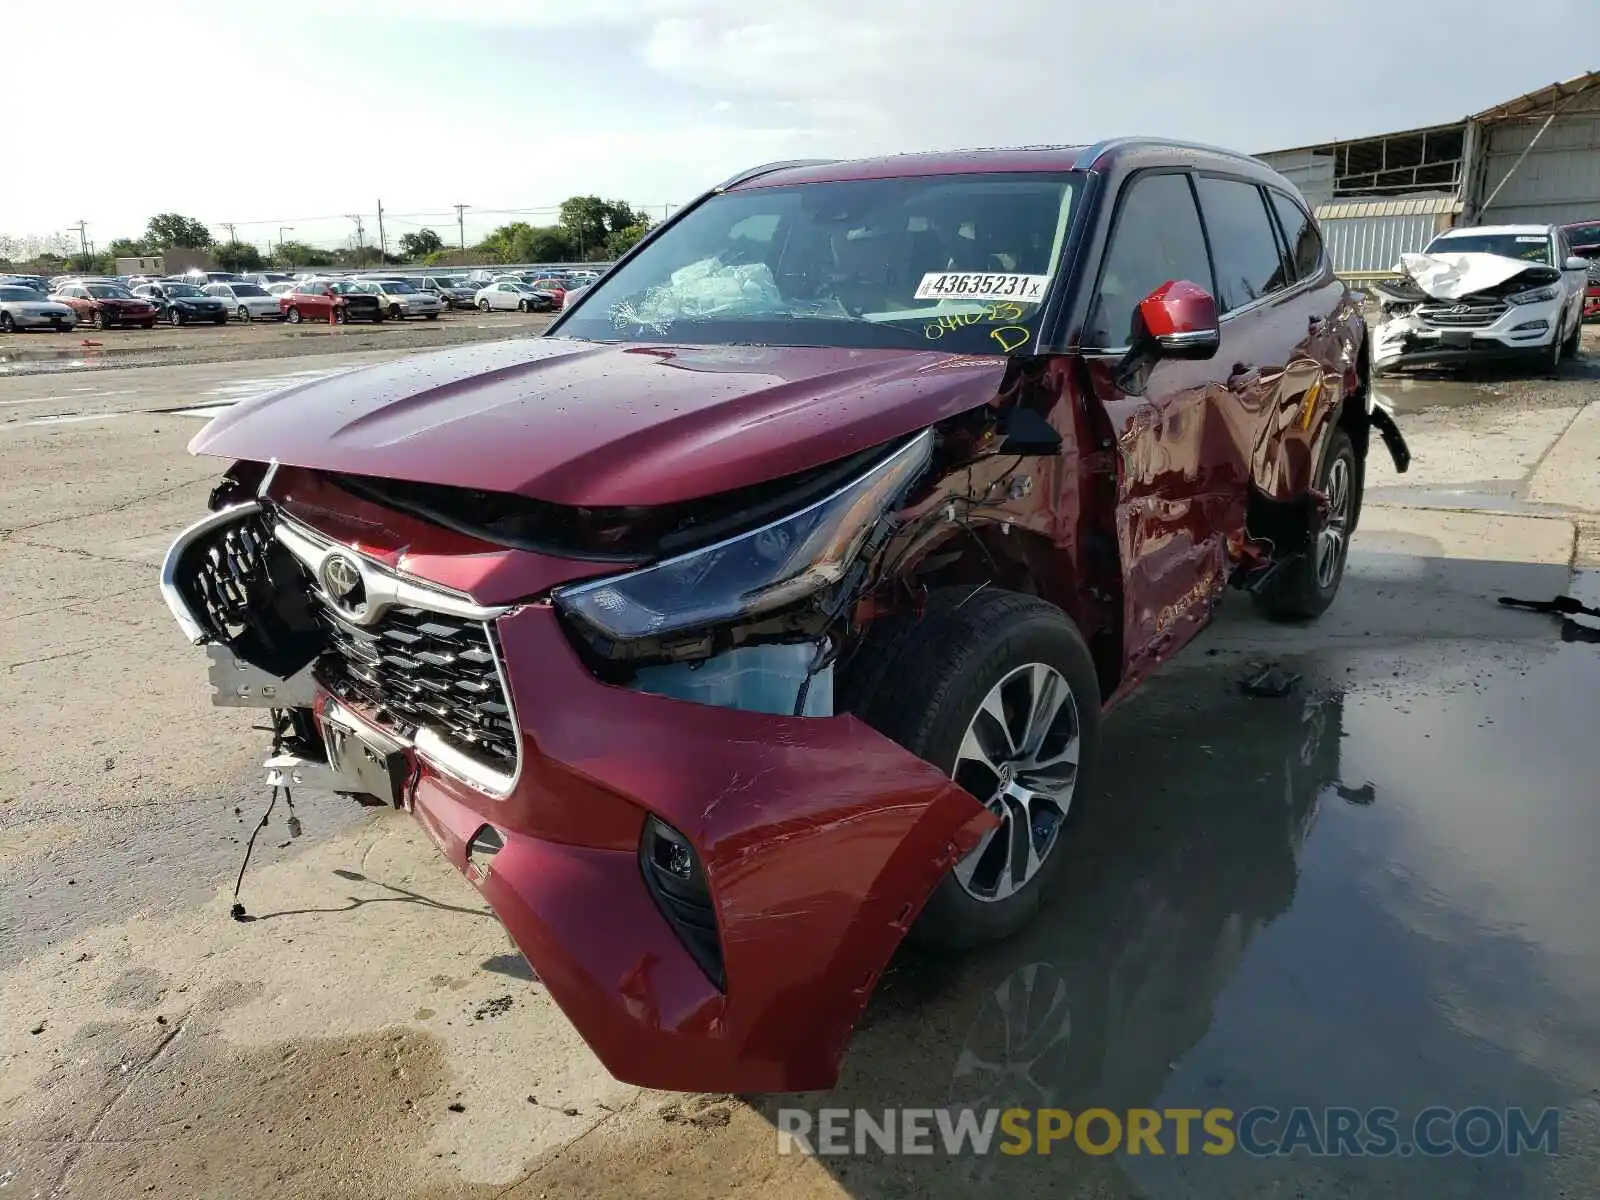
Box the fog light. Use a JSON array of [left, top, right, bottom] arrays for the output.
[[1512, 320, 1549, 332], [640, 816, 725, 989]]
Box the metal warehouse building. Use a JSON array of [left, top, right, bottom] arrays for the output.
[[1257, 69, 1599, 282]]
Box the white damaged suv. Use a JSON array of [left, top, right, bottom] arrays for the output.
[[1374, 223, 1588, 373]]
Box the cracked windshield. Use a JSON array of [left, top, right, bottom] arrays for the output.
[[560, 172, 1080, 353]]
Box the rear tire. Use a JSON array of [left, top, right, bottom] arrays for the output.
[[1253, 426, 1357, 621], [237, 305, 251, 323], [167, 308, 184, 327], [424, 312, 439, 320], [335, 308, 348, 325], [1, 313, 15, 332], [389, 305, 403, 321], [852, 588, 1102, 951]]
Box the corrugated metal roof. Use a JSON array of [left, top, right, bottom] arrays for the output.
[[1315, 197, 1463, 219], [1472, 69, 1600, 122]]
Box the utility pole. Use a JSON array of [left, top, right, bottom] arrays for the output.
[[71, 220, 88, 261], [347, 214, 366, 265], [376, 200, 387, 260], [221, 222, 237, 243], [454, 203, 468, 250], [278, 227, 294, 260]]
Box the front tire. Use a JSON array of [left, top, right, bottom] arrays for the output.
[[1562, 309, 1582, 359], [852, 588, 1101, 950], [1254, 425, 1357, 621], [389, 305, 403, 321], [167, 308, 184, 327], [285, 307, 301, 324], [0, 313, 15, 332], [237, 305, 252, 323], [478, 299, 491, 312]]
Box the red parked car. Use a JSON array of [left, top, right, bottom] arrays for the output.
[[276, 280, 386, 325], [1562, 219, 1600, 318], [525, 277, 567, 308], [51, 281, 158, 329], [161, 140, 1409, 1094]]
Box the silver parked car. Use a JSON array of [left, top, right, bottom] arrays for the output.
[[354, 278, 443, 320], [0, 284, 77, 332], [203, 282, 285, 322], [474, 281, 554, 312]]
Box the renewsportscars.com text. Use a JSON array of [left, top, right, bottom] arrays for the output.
[[776, 1106, 1561, 1158]]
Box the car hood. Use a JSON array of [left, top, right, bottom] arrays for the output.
[[9, 300, 70, 311], [190, 337, 1011, 507]]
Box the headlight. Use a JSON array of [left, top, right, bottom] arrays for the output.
[[1507, 286, 1557, 305], [552, 430, 933, 641]]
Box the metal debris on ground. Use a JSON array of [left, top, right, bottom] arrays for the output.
[[1240, 664, 1301, 698]]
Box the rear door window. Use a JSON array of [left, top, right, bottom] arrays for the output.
[[1267, 190, 1324, 282], [1086, 172, 1213, 348], [1195, 177, 1291, 312]]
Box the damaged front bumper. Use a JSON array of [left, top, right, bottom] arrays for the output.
[[162, 501, 992, 1093]]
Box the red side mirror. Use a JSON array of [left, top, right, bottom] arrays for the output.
[[1136, 279, 1221, 360]]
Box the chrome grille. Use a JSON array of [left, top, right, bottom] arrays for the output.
[[1417, 300, 1507, 329], [311, 598, 518, 771]]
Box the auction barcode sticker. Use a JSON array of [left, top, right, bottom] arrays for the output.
[[914, 272, 1051, 301]]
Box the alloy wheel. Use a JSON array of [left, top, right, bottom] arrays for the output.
[[952, 663, 1081, 903], [1316, 453, 1352, 590]]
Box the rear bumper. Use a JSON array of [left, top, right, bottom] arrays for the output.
[[311, 602, 990, 1092]]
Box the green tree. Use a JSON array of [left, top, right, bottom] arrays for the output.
[[475, 222, 532, 263], [68, 251, 114, 275], [105, 237, 147, 259], [214, 241, 266, 271], [559, 197, 652, 259], [144, 213, 213, 249], [511, 225, 572, 264], [274, 241, 334, 268], [604, 222, 651, 260], [398, 229, 444, 260]]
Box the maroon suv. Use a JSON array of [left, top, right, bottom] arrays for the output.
[[161, 140, 1409, 1094]]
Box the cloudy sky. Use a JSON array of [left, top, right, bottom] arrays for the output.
[[2, 0, 1592, 253]]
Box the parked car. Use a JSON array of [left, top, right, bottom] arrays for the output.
[[160, 140, 1410, 1094], [202, 282, 285, 322], [474, 281, 554, 312], [1, 275, 51, 294], [52, 281, 157, 328], [1562, 219, 1600, 319], [0, 284, 77, 332], [265, 281, 299, 297], [133, 280, 230, 326], [242, 272, 294, 287], [183, 269, 247, 286], [419, 275, 478, 309], [1373, 223, 1588, 372], [353, 278, 443, 320], [525, 277, 568, 308], [276, 280, 385, 324]]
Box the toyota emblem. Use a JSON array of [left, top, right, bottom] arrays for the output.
[[320, 553, 367, 618]]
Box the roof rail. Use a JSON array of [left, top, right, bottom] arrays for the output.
[[1074, 136, 1266, 171], [714, 159, 840, 192]]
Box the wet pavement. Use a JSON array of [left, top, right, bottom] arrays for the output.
[[788, 639, 1600, 1197]]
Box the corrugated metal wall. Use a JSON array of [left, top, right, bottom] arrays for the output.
[[1313, 198, 1459, 274], [1255, 148, 1336, 208], [1479, 106, 1600, 226]]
